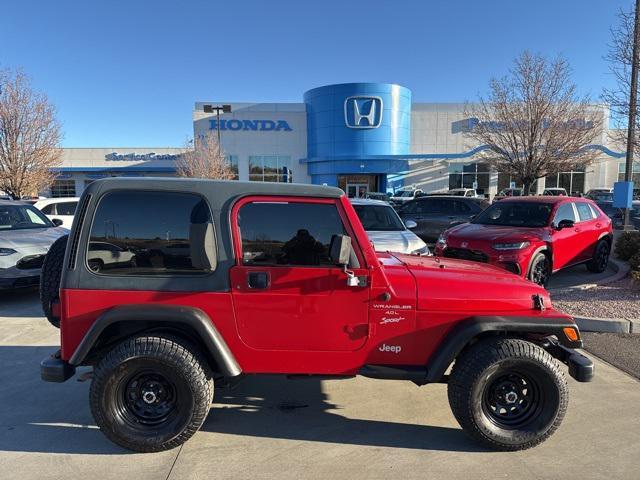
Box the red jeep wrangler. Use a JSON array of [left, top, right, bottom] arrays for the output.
[[40, 178, 593, 453]]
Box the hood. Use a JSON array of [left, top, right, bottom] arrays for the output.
[[367, 230, 427, 254], [390, 253, 550, 313], [445, 223, 549, 243], [0, 227, 68, 249]]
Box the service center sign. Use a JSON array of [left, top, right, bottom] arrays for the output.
[[209, 119, 292, 132]]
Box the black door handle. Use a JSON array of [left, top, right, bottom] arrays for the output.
[[248, 271, 270, 289]]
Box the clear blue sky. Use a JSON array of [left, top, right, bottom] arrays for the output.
[[0, 0, 632, 147]]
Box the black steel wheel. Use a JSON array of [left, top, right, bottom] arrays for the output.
[[586, 240, 610, 273], [90, 335, 214, 452], [528, 252, 551, 286], [448, 337, 568, 451]]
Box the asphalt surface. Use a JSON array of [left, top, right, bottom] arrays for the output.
[[583, 332, 640, 379], [1, 289, 640, 480], [547, 261, 617, 289]]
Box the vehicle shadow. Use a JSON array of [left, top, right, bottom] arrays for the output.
[[0, 287, 43, 318], [202, 375, 484, 453], [0, 346, 482, 455]]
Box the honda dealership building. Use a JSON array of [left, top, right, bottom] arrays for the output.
[[53, 82, 630, 198]]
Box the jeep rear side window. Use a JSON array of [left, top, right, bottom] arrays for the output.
[[87, 191, 212, 276], [238, 201, 346, 266]]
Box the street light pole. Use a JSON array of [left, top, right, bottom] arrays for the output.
[[203, 104, 232, 156], [624, 0, 640, 230]]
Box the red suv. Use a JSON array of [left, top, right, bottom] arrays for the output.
[[434, 196, 613, 285]]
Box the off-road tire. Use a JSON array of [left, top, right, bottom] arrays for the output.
[[586, 239, 610, 273], [39, 234, 68, 328], [90, 335, 214, 452], [448, 337, 568, 451], [527, 252, 551, 287]]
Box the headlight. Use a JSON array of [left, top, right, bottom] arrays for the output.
[[0, 248, 17, 256], [411, 245, 431, 256], [492, 241, 530, 250]]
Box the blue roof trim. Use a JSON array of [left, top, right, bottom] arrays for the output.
[[53, 166, 177, 172], [300, 144, 626, 163]]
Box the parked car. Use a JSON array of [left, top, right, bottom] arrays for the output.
[[585, 188, 612, 201], [40, 178, 592, 453], [397, 195, 489, 243], [596, 200, 640, 229], [542, 188, 568, 196], [389, 187, 424, 206], [351, 198, 430, 255], [34, 197, 79, 229], [443, 188, 482, 198], [87, 241, 137, 273], [435, 196, 613, 286], [0, 200, 68, 289], [493, 188, 524, 202], [364, 191, 391, 202]]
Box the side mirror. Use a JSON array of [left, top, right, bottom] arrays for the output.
[[189, 222, 217, 271], [405, 220, 417, 229], [51, 218, 63, 227], [556, 219, 575, 230], [329, 234, 352, 266]]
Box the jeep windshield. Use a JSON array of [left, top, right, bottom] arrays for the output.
[[0, 204, 54, 230], [353, 204, 406, 231], [472, 202, 553, 228]]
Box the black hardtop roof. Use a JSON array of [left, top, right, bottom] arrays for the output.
[[83, 177, 344, 200]]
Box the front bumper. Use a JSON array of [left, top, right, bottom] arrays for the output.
[[41, 350, 76, 383], [435, 244, 529, 277], [546, 339, 594, 382]]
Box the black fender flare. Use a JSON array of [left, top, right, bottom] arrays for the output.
[[68, 304, 242, 377], [526, 245, 551, 277], [424, 315, 580, 383]]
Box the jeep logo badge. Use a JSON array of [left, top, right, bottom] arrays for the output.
[[344, 96, 383, 129]]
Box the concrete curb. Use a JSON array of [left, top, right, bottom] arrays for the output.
[[574, 315, 635, 334]]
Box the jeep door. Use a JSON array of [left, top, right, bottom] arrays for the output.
[[230, 197, 370, 352]]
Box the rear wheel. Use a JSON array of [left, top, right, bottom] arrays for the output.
[[527, 252, 551, 286], [90, 335, 214, 452], [586, 240, 610, 273], [39, 234, 68, 328], [448, 337, 568, 451]]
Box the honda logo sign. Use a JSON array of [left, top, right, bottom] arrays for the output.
[[344, 96, 383, 129]]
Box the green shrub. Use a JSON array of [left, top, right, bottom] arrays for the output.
[[615, 231, 640, 261]]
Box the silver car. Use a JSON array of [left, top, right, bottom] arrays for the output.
[[350, 198, 430, 255], [0, 201, 68, 289]]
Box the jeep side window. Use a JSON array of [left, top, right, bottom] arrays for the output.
[[238, 201, 346, 266], [86, 191, 212, 275]]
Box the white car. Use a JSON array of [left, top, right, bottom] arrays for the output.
[[0, 201, 68, 289], [444, 188, 481, 198], [389, 187, 424, 205], [34, 197, 79, 229], [351, 198, 430, 255]]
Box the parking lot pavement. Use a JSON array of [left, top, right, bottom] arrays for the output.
[[1, 291, 640, 480], [547, 262, 617, 290]]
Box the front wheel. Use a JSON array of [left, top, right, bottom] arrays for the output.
[[448, 338, 568, 451], [90, 335, 214, 452], [528, 252, 551, 286]]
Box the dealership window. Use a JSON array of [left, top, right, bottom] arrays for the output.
[[496, 174, 539, 194], [227, 155, 239, 180], [87, 191, 212, 275], [249, 156, 292, 183], [618, 162, 640, 184], [50, 180, 76, 198], [545, 168, 585, 195], [237, 202, 346, 266], [448, 162, 490, 195]]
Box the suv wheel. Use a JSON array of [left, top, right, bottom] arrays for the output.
[[586, 240, 610, 273], [448, 337, 568, 451], [39, 234, 68, 328], [527, 252, 550, 286], [90, 335, 214, 452]]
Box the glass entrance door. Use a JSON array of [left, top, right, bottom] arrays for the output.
[[346, 183, 369, 198]]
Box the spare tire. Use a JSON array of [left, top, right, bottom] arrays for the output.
[[40, 234, 68, 328]]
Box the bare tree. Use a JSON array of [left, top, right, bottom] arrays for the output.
[[0, 68, 62, 199], [603, 7, 640, 148], [176, 132, 236, 180], [465, 51, 602, 194]]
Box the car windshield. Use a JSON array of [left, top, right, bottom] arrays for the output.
[[473, 202, 553, 227], [0, 204, 53, 230], [395, 190, 414, 198], [353, 204, 406, 231]]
